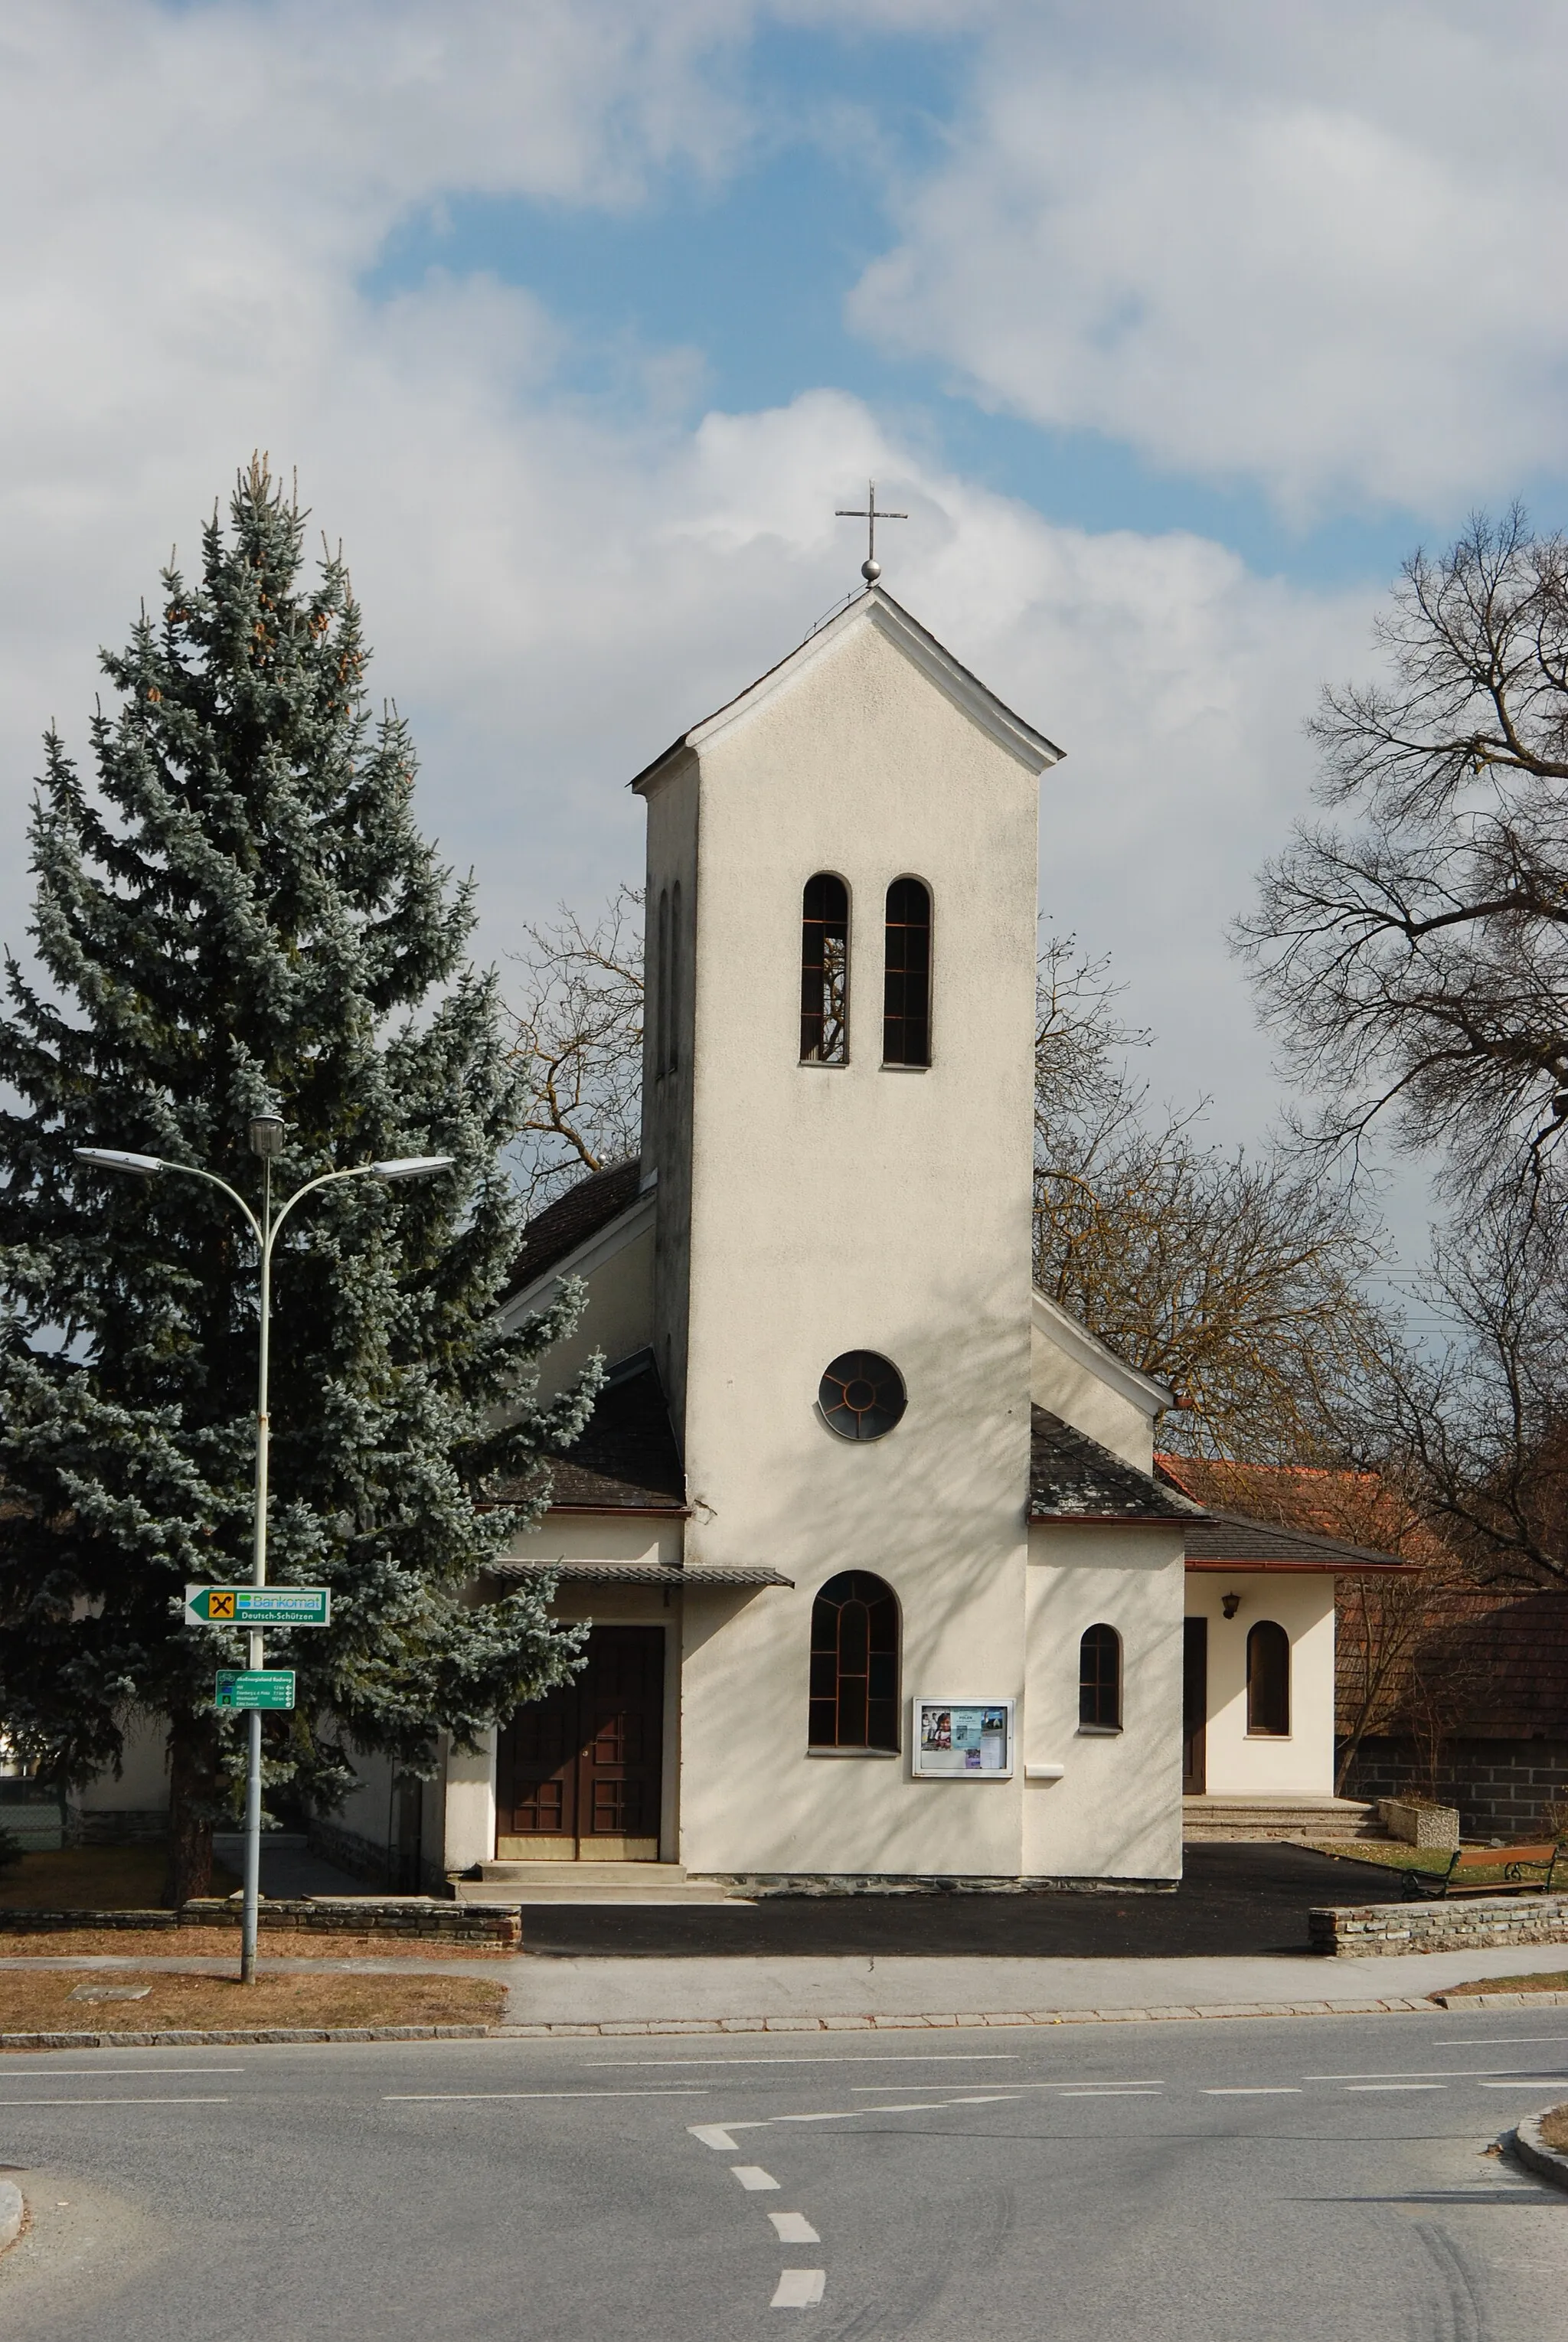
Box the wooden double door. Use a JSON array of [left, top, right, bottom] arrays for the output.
[[495, 1626, 665, 1860]]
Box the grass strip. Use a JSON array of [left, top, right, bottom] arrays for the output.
[[1442, 1969, 1568, 1998], [0, 1968, 505, 2038]]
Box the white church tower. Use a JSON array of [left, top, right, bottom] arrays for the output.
[[635, 587, 1064, 1877]]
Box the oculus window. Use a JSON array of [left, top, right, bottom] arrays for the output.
[[809, 1571, 900, 1750], [818, 1351, 906, 1441], [1246, 1620, 1290, 1736], [882, 877, 931, 1066], [1079, 1624, 1122, 1730], [801, 874, 849, 1063]]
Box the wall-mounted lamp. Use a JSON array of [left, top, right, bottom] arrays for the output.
[[1221, 1592, 1241, 1619]]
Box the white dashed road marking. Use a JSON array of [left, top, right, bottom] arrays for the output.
[[1344, 2083, 1444, 2092], [769, 2213, 821, 2244], [690, 2124, 741, 2150], [771, 2270, 825, 2308], [732, 2166, 781, 2191], [1204, 2087, 1302, 2096]]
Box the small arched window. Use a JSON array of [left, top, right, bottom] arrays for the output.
[[809, 1571, 899, 1750], [801, 874, 849, 1064], [1079, 1624, 1122, 1730], [655, 887, 670, 1080], [668, 880, 682, 1075], [1246, 1621, 1290, 1737], [883, 878, 931, 1066]]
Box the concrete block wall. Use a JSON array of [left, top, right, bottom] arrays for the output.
[[1343, 1736, 1568, 1841]]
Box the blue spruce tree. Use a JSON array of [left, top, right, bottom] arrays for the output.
[[0, 460, 596, 1901]]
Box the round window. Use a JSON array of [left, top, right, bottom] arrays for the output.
[[818, 1351, 906, 1441]]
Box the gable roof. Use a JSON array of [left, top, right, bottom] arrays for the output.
[[1030, 1406, 1204, 1523], [630, 586, 1064, 795], [1156, 1454, 1449, 1567], [1184, 1510, 1421, 1573], [495, 1347, 685, 1515], [506, 1158, 643, 1301], [1031, 1289, 1175, 1419]]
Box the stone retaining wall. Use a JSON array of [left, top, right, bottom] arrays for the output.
[[1310, 1892, 1568, 1957], [0, 1897, 521, 1945]]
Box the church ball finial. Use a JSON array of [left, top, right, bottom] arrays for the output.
[[861, 557, 881, 584]]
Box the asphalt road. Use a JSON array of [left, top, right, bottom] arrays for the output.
[[520, 1842, 1404, 1958], [2, 2007, 1565, 2340]]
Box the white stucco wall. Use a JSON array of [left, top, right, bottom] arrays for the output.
[[1023, 1524, 1185, 1880], [1184, 1573, 1337, 1797], [1028, 1295, 1165, 1470], [501, 1206, 656, 1405]]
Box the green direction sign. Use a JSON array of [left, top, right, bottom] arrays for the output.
[[185, 1585, 330, 1628], [214, 1669, 296, 1712]]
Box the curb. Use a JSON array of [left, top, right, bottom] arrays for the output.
[[0, 2001, 1457, 2050], [1515, 2110, 1568, 2193], [492, 1997, 1442, 2037], [0, 2180, 22, 2255], [0, 2023, 490, 2050], [1433, 1988, 1568, 2009]]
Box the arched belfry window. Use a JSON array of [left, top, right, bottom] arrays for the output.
[[1079, 1624, 1122, 1730], [801, 874, 849, 1064], [809, 1571, 899, 1750], [883, 878, 931, 1066], [1246, 1621, 1290, 1737]]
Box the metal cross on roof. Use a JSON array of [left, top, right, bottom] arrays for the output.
[[835, 480, 907, 585]]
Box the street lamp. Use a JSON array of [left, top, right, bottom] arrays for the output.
[[76, 1120, 455, 1981]]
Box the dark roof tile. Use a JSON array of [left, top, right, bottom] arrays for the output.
[[508, 1158, 642, 1298], [1030, 1407, 1202, 1522]]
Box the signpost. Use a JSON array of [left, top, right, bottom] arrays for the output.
[[187, 1585, 330, 1628], [214, 1669, 296, 1711]]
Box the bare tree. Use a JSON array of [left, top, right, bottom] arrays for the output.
[[507, 886, 643, 1210], [1034, 939, 1394, 1460], [1238, 508, 1568, 1206], [1344, 1194, 1568, 1590]]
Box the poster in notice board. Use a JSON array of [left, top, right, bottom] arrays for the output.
[[912, 1698, 1014, 1779]]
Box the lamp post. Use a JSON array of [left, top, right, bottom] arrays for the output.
[[75, 1122, 454, 1981]]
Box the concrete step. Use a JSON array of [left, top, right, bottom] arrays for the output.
[[449, 1861, 748, 1906], [1183, 1795, 1389, 1844]]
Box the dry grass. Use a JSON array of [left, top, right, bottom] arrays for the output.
[[0, 1846, 240, 1910], [1540, 2105, 1568, 2150], [0, 1968, 505, 2039], [1442, 1970, 1568, 1997], [0, 1926, 511, 1957], [1305, 1841, 1453, 1876]]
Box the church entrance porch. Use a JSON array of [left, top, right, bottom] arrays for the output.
[[495, 1625, 665, 1860]]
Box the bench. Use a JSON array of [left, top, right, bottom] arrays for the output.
[[1405, 1841, 1563, 1900]]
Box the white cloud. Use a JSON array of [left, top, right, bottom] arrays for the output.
[[0, 0, 1383, 1164], [850, 0, 1568, 515]]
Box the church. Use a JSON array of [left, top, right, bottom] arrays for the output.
[[58, 578, 1413, 1884], [368, 580, 1407, 1896]]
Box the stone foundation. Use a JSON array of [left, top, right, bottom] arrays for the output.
[[1310, 1892, 1568, 1957], [0, 1897, 521, 1945]]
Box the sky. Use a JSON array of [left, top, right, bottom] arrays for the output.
[[2, 0, 1566, 1217]]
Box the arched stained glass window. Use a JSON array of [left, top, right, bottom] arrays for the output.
[[883, 877, 931, 1066], [1246, 1620, 1290, 1737], [1079, 1624, 1122, 1730], [801, 874, 850, 1063], [809, 1571, 900, 1750]]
